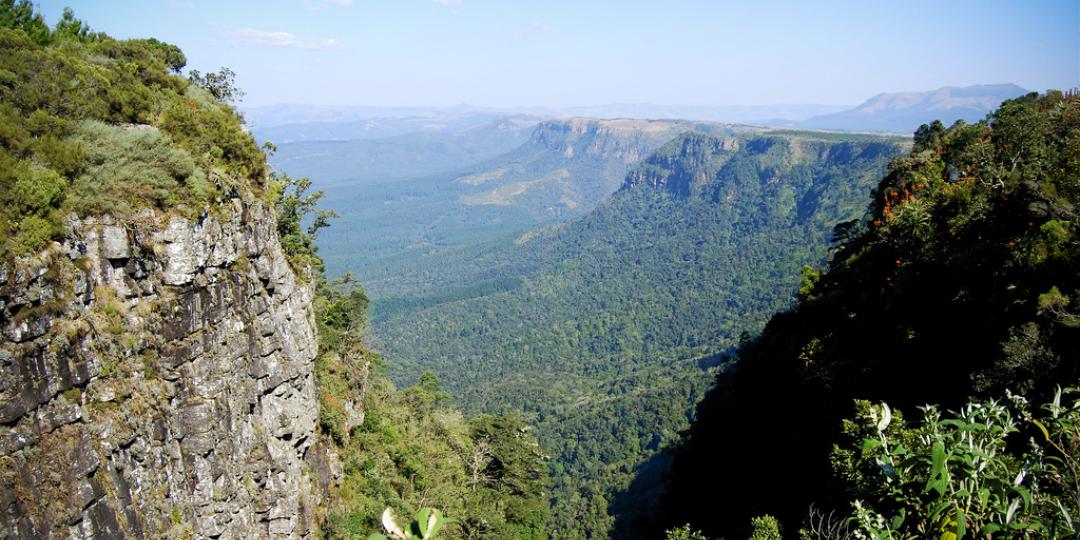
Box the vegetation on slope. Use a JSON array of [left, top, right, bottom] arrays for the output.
[[0, 1, 268, 257], [660, 91, 1080, 538], [275, 110, 551, 540], [372, 130, 904, 537]]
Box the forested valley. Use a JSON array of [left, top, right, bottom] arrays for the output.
[[1, 3, 1075, 539], [274, 89, 1080, 539]]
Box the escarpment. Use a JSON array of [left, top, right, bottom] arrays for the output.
[[0, 200, 332, 539]]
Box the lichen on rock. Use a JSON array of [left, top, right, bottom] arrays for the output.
[[0, 200, 331, 539]]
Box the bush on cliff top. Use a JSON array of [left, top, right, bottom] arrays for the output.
[[0, 1, 266, 257]]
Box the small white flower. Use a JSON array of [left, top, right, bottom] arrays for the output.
[[1013, 470, 1026, 486], [877, 402, 892, 432], [1006, 499, 1021, 524]]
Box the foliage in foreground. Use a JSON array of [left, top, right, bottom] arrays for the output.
[[837, 389, 1079, 539]]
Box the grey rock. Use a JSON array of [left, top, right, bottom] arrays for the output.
[[100, 226, 129, 261], [0, 200, 328, 539]]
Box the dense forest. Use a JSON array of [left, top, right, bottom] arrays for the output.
[[303, 241, 552, 539], [659, 91, 1080, 539], [371, 130, 905, 537]]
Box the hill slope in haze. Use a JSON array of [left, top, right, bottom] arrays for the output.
[[267, 117, 537, 186], [796, 83, 1028, 132], [370, 128, 906, 537], [307, 118, 744, 279], [251, 112, 540, 144]]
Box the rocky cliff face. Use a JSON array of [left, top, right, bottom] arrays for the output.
[[621, 132, 902, 201], [622, 132, 740, 197], [0, 200, 329, 539], [530, 118, 717, 164]]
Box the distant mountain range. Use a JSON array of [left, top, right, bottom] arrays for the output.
[[244, 103, 846, 144], [791, 83, 1029, 133], [246, 83, 1029, 140], [553, 103, 849, 123]]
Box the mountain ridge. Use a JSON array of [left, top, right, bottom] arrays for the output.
[[795, 83, 1029, 132]]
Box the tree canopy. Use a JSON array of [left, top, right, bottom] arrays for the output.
[[659, 91, 1080, 538]]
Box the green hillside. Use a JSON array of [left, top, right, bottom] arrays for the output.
[[298, 118, 740, 280], [371, 129, 905, 537], [660, 91, 1080, 539]]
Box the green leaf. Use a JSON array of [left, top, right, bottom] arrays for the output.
[[418, 508, 432, 537], [862, 438, 883, 453], [1056, 499, 1073, 529], [427, 512, 446, 539], [956, 509, 967, 539], [890, 510, 907, 530], [925, 441, 948, 496], [1016, 485, 1032, 508], [1032, 418, 1050, 441], [368, 535, 390, 540]]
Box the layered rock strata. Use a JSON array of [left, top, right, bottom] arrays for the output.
[[0, 200, 325, 539]]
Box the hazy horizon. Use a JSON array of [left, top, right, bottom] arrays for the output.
[[35, 1, 1079, 109]]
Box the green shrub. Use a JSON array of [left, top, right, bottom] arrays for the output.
[[748, 515, 781, 540], [68, 120, 200, 216], [11, 165, 65, 214], [839, 388, 1080, 539], [10, 213, 61, 254], [0, 4, 267, 256], [664, 524, 709, 540]]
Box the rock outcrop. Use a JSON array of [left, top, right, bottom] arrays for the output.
[[622, 132, 740, 197], [531, 118, 712, 165], [0, 200, 327, 538]]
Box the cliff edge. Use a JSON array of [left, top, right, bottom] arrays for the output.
[[0, 200, 326, 538]]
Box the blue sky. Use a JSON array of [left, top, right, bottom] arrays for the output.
[[36, 0, 1080, 108]]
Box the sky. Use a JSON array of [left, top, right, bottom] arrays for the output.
[[35, 0, 1080, 108]]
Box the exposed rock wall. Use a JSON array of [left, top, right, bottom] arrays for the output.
[[531, 118, 692, 164], [0, 200, 327, 539]]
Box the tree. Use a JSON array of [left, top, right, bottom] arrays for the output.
[[145, 38, 187, 73], [188, 66, 245, 103], [271, 172, 338, 272], [52, 7, 92, 41], [0, 0, 50, 44]]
